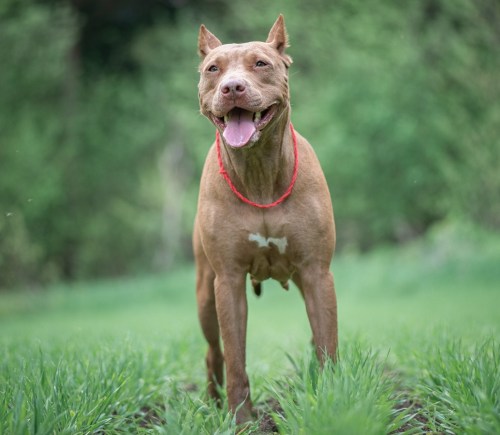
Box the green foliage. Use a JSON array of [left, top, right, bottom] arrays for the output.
[[1, 0, 499, 287]]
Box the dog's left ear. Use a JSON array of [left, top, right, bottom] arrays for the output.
[[198, 24, 222, 58], [266, 14, 293, 67]]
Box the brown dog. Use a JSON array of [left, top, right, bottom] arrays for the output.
[[194, 15, 338, 423]]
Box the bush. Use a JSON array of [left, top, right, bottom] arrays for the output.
[[1, 0, 499, 288]]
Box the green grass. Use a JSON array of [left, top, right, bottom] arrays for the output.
[[1, 222, 500, 434]]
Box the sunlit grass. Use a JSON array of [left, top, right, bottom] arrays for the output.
[[1, 225, 499, 433], [270, 347, 402, 435], [411, 339, 500, 434]]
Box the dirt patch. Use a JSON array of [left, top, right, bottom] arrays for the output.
[[181, 382, 199, 392], [257, 398, 284, 433], [259, 413, 279, 433], [135, 405, 166, 428], [390, 397, 433, 433]]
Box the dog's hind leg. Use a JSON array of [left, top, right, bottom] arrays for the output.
[[194, 226, 224, 404]]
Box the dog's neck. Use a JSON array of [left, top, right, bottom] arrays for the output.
[[219, 109, 294, 205]]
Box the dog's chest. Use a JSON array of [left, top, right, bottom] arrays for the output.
[[248, 233, 288, 254]]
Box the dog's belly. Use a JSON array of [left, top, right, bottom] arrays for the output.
[[249, 248, 294, 283]]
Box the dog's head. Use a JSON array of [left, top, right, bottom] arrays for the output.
[[197, 15, 293, 148]]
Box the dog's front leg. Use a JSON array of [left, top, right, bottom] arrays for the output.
[[296, 267, 338, 364], [214, 273, 254, 423]]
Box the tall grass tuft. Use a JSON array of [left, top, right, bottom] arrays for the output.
[[269, 345, 409, 434], [415, 339, 500, 434]]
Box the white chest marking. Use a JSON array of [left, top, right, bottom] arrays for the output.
[[248, 233, 288, 254]]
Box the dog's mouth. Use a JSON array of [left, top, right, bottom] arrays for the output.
[[210, 105, 278, 148]]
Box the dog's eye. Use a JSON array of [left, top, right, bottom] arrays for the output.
[[207, 65, 219, 72], [255, 60, 268, 67]]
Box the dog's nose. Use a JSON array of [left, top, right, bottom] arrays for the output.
[[220, 79, 247, 97]]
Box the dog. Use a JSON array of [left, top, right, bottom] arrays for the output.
[[193, 15, 338, 423]]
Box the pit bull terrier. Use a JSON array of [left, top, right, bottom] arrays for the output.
[[194, 15, 338, 423]]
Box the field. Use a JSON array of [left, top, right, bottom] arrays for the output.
[[1, 223, 500, 434]]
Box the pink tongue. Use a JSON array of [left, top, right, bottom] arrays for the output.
[[223, 109, 256, 148]]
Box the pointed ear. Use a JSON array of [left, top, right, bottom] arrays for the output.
[[266, 15, 289, 54], [198, 25, 222, 58], [266, 15, 292, 67]]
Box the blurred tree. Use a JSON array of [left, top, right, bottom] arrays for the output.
[[415, 0, 500, 230], [0, 2, 78, 286], [1, 0, 499, 288]]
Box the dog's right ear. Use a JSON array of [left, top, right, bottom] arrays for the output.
[[198, 25, 222, 58]]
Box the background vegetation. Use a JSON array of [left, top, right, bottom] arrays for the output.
[[1, 0, 499, 288]]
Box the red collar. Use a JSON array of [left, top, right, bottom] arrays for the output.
[[216, 123, 298, 208]]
